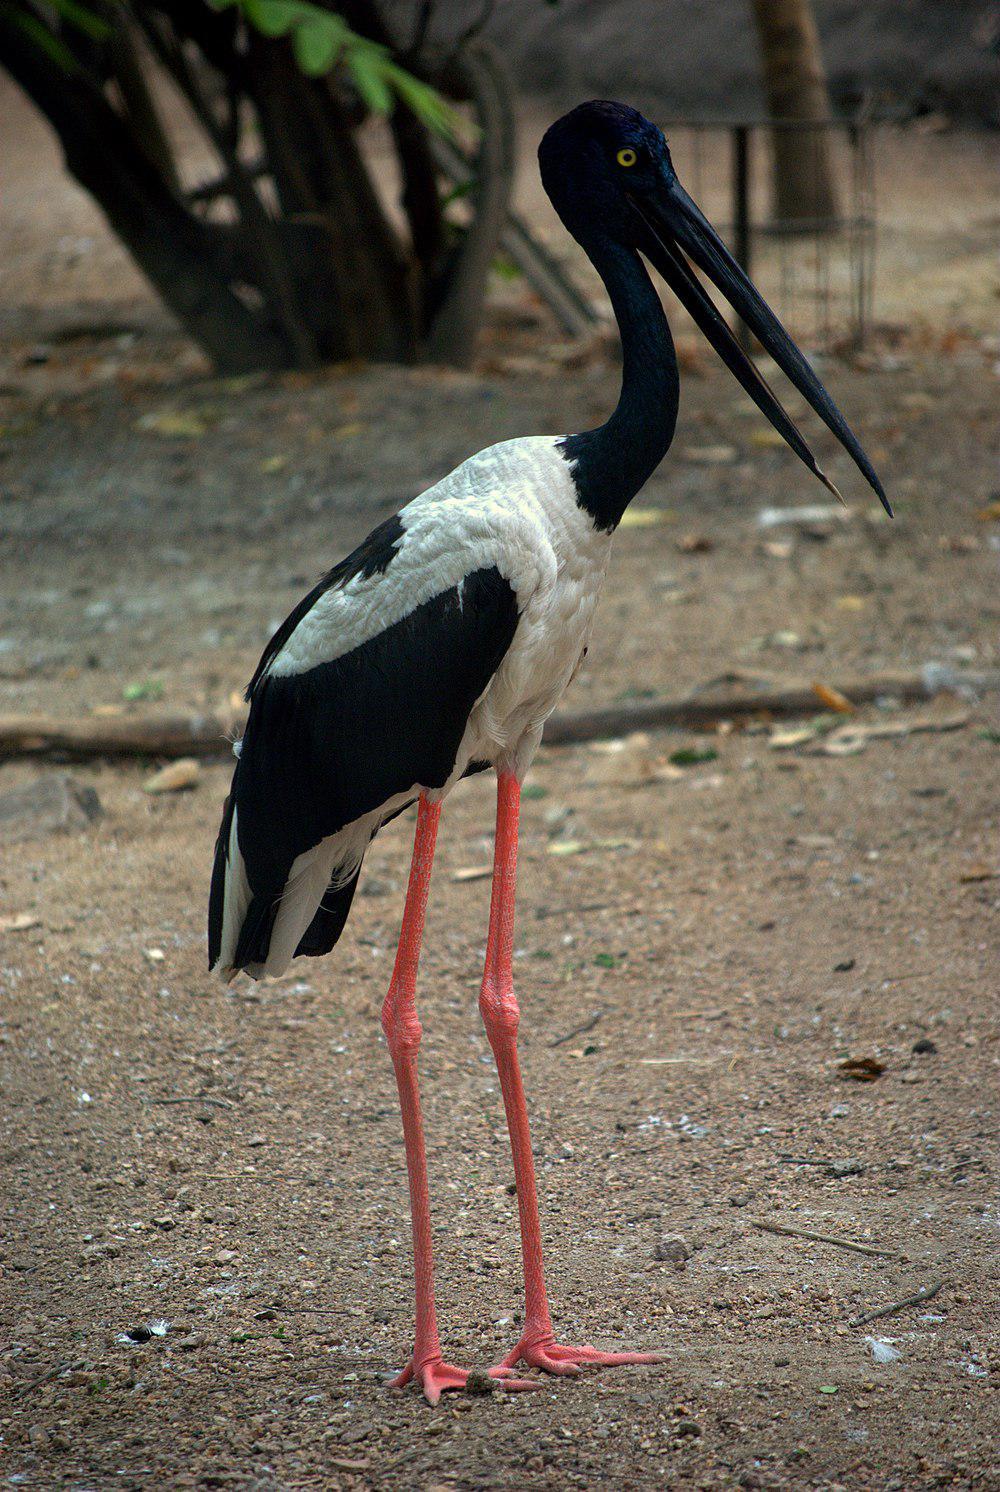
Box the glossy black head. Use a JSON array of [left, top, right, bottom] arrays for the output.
[[539, 101, 891, 514], [539, 101, 675, 247]]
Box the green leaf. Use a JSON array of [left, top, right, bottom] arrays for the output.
[[47, 0, 112, 41], [977, 728, 1000, 744], [243, 0, 305, 39], [593, 952, 618, 969], [668, 746, 719, 767], [7, 7, 80, 70], [123, 678, 164, 703], [440, 176, 477, 208], [346, 50, 393, 114], [491, 253, 520, 282], [292, 15, 342, 74], [383, 62, 458, 136], [214, 0, 457, 137]]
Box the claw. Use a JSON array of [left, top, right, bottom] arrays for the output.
[[499, 1335, 664, 1377], [392, 1355, 538, 1404]]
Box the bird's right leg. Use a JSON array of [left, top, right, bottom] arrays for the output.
[[381, 795, 535, 1405]]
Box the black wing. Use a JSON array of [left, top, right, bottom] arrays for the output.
[[244, 512, 405, 700], [209, 565, 520, 973]]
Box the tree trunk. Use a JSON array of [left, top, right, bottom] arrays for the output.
[[0, 14, 293, 372], [422, 42, 516, 365], [751, 0, 839, 230], [0, 4, 514, 371]]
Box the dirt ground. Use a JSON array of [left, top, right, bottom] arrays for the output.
[[2, 93, 1000, 1492]]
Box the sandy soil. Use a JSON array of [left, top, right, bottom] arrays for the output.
[[1, 84, 1000, 1492]]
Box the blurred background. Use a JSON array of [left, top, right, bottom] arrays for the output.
[[2, 4, 998, 1489]]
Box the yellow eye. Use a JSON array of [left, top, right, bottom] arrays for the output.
[[616, 147, 638, 168]]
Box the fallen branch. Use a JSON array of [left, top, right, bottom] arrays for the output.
[[11, 1361, 78, 1397], [0, 712, 238, 761], [749, 1217, 896, 1258], [0, 666, 996, 761], [145, 1094, 235, 1110], [549, 1011, 604, 1048], [848, 1279, 945, 1328], [544, 668, 1000, 745]]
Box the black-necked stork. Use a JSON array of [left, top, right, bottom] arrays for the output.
[[209, 102, 890, 1403]]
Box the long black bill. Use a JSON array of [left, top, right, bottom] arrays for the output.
[[631, 182, 892, 516]]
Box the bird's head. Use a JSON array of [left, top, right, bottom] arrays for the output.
[[539, 101, 891, 514]]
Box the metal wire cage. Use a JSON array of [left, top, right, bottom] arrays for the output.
[[658, 115, 876, 352]]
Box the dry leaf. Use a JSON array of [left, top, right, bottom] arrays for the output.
[[757, 504, 850, 530], [0, 912, 41, 933], [620, 507, 670, 528], [548, 840, 585, 857], [812, 682, 856, 715], [261, 454, 288, 473], [137, 410, 209, 438], [144, 947, 166, 963], [769, 727, 817, 750], [763, 540, 793, 558], [958, 864, 997, 883], [819, 737, 867, 756], [333, 422, 366, 440], [652, 763, 685, 782], [838, 1056, 886, 1082], [835, 595, 867, 611], [143, 758, 201, 795], [974, 501, 1000, 522], [682, 444, 738, 464], [819, 713, 969, 754], [750, 427, 787, 448], [677, 533, 714, 554], [451, 866, 492, 882], [91, 703, 126, 718]]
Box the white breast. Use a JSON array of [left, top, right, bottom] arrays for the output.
[[263, 433, 611, 778]]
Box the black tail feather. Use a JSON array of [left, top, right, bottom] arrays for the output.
[[207, 790, 235, 971], [294, 864, 363, 959], [232, 890, 283, 972]]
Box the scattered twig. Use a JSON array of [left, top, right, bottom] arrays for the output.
[[778, 1155, 832, 1166], [848, 1279, 945, 1328], [534, 901, 612, 919], [11, 1361, 77, 1397], [549, 1011, 604, 1048], [749, 1218, 896, 1258], [640, 1056, 721, 1065], [145, 1095, 235, 1110]]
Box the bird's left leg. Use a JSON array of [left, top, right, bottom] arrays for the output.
[[481, 769, 664, 1377], [382, 795, 535, 1405]]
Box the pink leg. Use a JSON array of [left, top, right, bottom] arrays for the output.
[[381, 795, 535, 1405], [481, 771, 664, 1377]]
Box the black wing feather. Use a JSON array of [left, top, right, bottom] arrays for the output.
[[210, 564, 520, 972], [245, 513, 405, 701]]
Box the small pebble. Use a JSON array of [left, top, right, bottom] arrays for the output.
[[653, 1235, 689, 1265]]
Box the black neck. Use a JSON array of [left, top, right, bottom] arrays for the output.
[[560, 239, 679, 532]]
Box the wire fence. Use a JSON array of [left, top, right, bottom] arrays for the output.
[[657, 115, 876, 351]]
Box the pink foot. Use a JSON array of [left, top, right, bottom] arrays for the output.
[[498, 1335, 664, 1378], [391, 1355, 539, 1406]]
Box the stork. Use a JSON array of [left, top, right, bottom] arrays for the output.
[[209, 101, 890, 1403]]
